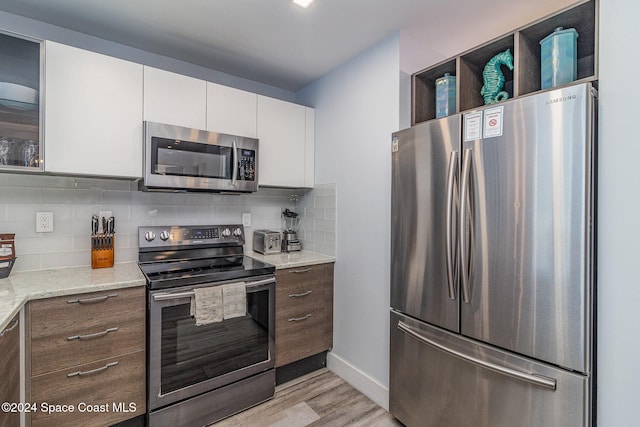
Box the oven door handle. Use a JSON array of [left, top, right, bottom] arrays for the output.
[[152, 277, 276, 301]]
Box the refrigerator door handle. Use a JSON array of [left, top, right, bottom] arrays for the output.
[[445, 151, 458, 300], [397, 321, 557, 390], [459, 148, 473, 303]]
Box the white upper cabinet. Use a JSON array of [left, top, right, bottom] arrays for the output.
[[44, 41, 143, 178], [206, 82, 257, 138], [304, 107, 315, 188], [257, 96, 314, 188], [143, 66, 206, 130]]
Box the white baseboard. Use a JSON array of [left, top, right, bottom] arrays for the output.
[[326, 352, 389, 410]]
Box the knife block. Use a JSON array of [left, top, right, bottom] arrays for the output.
[[91, 235, 114, 269]]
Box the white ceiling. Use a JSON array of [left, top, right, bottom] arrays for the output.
[[0, 0, 577, 91]]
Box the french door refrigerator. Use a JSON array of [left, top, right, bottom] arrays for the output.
[[390, 82, 596, 427]]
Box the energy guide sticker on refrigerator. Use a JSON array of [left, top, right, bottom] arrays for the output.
[[390, 82, 596, 427]]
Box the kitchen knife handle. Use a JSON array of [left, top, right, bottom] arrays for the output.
[[231, 140, 238, 187], [445, 151, 458, 300], [397, 321, 557, 390], [459, 148, 472, 304]]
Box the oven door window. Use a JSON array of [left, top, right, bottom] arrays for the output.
[[160, 290, 270, 395]]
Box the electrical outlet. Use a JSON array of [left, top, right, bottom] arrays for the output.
[[36, 211, 54, 233], [242, 212, 252, 227]]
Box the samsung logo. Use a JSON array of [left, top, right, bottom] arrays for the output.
[[546, 95, 577, 105]]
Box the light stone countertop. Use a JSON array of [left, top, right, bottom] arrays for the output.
[[0, 262, 145, 332], [0, 252, 334, 332], [247, 250, 335, 269]]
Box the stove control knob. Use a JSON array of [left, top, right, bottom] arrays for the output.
[[159, 230, 170, 241], [221, 228, 231, 238], [233, 227, 243, 237], [144, 231, 156, 242]]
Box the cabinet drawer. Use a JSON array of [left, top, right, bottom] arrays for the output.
[[275, 305, 325, 367], [276, 279, 323, 320], [276, 265, 324, 291], [31, 317, 145, 376], [30, 286, 145, 339], [31, 350, 146, 427]]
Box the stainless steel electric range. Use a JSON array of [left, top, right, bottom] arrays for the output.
[[138, 224, 276, 427]]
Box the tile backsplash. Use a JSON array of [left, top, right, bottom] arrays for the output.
[[0, 173, 337, 272], [297, 183, 337, 257]]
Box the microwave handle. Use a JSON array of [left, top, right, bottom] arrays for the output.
[[231, 140, 238, 187]]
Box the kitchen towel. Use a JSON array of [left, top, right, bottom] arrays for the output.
[[222, 282, 247, 320], [190, 286, 223, 325]]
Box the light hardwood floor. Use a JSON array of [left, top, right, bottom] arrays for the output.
[[212, 368, 403, 427]]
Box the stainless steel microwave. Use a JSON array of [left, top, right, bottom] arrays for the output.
[[140, 121, 259, 193]]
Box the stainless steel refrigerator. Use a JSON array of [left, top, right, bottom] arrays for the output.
[[390, 82, 596, 427]]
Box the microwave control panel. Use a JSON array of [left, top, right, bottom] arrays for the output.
[[239, 149, 255, 181]]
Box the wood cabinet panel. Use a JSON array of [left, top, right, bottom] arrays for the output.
[[30, 350, 146, 427], [323, 263, 334, 350], [31, 317, 145, 376], [412, 0, 597, 124], [275, 263, 334, 367], [29, 286, 145, 339], [0, 314, 20, 427], [28, 286, 146, 427], [276, 305, 325, 367]]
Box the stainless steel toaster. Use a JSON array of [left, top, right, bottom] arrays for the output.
[[253, 230, 281, 254]]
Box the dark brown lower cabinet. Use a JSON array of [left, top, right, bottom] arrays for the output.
[[275, 263, 334, 367], [27, 286, 146, 427], [0, 313, 20, 427]]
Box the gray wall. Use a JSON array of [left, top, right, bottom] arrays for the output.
[[297, 33, 400, 406], [596, 0, 640, 423]]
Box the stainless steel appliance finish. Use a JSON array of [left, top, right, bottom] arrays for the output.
[[390, 83, 596, 427], [139, 224, 276, 426], [140, 121, 259, 193], [390, 114, 461, 332], [147, 275, 275, 413], [281, 231, 302, 252], [390, 311, 590, 427], [253, 230, 282, 254]]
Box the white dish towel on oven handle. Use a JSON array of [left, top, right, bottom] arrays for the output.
[[222, 282, 247, 320], [190, 286, 223, 325]]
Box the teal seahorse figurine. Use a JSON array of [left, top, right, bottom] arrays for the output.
[[480, 49, 514, 105]]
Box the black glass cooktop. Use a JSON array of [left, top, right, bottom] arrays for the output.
[[140, 256, 275, 290]]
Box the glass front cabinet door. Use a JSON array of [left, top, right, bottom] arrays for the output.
[[0, 31, 43, 171]]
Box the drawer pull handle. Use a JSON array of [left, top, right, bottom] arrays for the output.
[[67, 327, 118, 341], [67, 361, 118, 378], [67, 293, 118, 305], [288, 290, 313, 298], [288, 314, 312, 322], [0, 318, 18, 337], [290, 268, 312, 274]]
